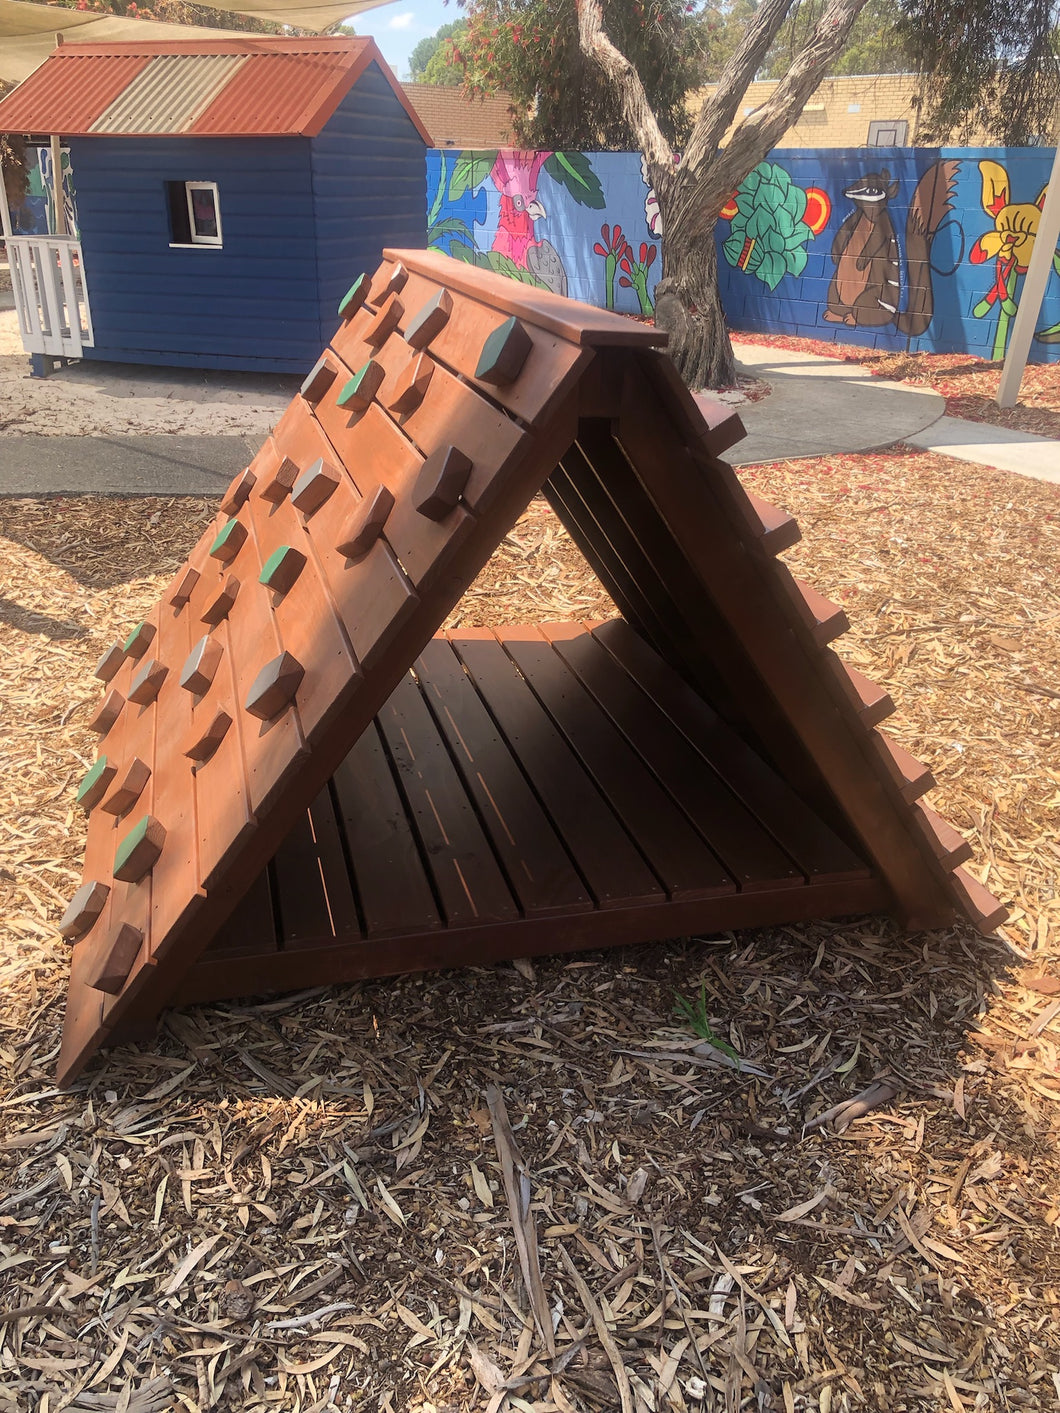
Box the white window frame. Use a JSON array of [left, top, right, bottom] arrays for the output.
[[185, 181, 222, 247]]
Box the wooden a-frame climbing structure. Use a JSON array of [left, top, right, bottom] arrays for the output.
[[57, 249, 1005, 1085]]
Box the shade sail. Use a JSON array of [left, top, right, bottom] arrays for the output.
[[0, 0, 394, 84]]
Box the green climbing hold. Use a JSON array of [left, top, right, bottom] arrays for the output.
[[338, 273, 368, 319], [76, 755, 110, 806]]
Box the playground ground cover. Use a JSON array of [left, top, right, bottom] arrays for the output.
[[0, 431, 1058, 1410]]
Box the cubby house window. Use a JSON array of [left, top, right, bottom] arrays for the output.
[[166, 180, 222, 247]]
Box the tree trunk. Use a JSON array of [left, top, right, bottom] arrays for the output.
[[653, 214, 736, 390]]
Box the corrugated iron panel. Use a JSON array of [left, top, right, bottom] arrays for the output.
[[91, 53, 246, 134], [190, 50, 353, 136], [0, 54, 150, 135]]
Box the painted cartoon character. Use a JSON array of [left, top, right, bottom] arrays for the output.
[[969, 159, 1060, 356], [490, 151, 568, 295], [824, 160, 959, 334]]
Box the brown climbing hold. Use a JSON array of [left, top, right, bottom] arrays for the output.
[[387, 352, 434, 416], [364, 293, 404, 348], [209, 519, 247, 565], [184, 707, 233, 763], [475, 316, 532, 385], [180, 635, 224, 696], [245, 651, 304, 720], [336, 484, 395, 560], [101, 756, 151, 816], [94, 644, 125, 683], [201, 575, 240, 626], [300, 355, 338, 404], [169, 565, 200, 610], [113, 814, 166, 884], [371, 260, 408, 302], [413, 445, 472, 521], [86, 923, 144, 995], [88, 688, 124, 736], [406, 288, 453, 349], [128, 657, 169, 706], [220, 467, 257, 515], [291, 458, 340, 516], [58, 879, 110, 940], [123, 621, 156, 659], [259, 546, 306, 595], [76, 756, 117, 813], [260, 456, 300, 505]]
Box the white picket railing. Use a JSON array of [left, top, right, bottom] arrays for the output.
[[7, 235, 94, 358]]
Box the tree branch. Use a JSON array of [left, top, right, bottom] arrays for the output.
[[689, 0, 795, 162], [576, 0, 674, 178]]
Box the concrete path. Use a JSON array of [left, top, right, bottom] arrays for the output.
[[904, 415, 1060, 485], [728, 341, 946, 466], [0, 434, 257, 496]]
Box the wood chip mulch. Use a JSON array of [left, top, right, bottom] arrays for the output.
[[1, 466, 1058, 1413], [734, 332, 1060, 440]]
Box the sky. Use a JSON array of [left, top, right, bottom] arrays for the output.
[[351, 0, 455, 81]]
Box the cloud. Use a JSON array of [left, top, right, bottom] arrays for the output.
[[388, 11, 414, 27]]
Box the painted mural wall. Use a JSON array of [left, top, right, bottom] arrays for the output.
[[426, 146, 1060, 363]]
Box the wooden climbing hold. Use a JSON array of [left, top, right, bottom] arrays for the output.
[[201, 574, 240, 626], [184, 707, 233, 763], [58, 879, 109, 940], [86, 922, 144, 995], [291, 458, 340, 516], [88, 688, 124, 736], [406, 288, 453, 349], [123, 620, 156, 659], [260, 455, 300, 505], [180, 635, 224, 695], [300, 355, 338, 404], [220, 467, 257, 516], [364, 293, 403, 348], [475, 316, 532, 385], [101, 756, 151, 816], [336, 484, 395, 560], [245, 651, 304, 720], [209, 518, 247, 565], [336, 360, 385, 414], [338, 272, 368, 320], [113, 814, 166, 884], [128, 657, 169, 705], [259, 546, 306, 595], [387, 352, 434, 415], [371, 260, 408, 302], [76, 756, 117, 813], [413, 446, 472, 521], [94, 644, 125, 683], [169, 565, 200, 610]]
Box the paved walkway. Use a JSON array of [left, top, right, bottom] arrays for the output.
[[0, 338, 1056, 494]]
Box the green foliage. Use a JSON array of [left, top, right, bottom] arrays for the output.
[[458, 0, 704, 149], [542, 152, 606, 209], [722, 162, 816, 290], [760, 0, 910, 78], [448, 151, 499, 201], [897, 0, 1060, 143], [673, 985, 740, 1064], [410, 20, 469, 84]]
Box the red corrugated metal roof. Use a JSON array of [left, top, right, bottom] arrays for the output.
[[0, 37, 432, 143]]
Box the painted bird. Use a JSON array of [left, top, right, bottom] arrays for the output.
[[490, 151, 568, 295]]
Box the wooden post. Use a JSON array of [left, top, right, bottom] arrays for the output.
[[50, 134, 66, 237], [997, 142, 1060, 409]]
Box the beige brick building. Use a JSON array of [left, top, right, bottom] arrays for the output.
[[694, 73, 929, 148]]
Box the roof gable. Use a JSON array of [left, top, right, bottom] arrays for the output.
[[0, 36, 432, 141]]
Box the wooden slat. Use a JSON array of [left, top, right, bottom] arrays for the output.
[[741, 492, 801, 556], [376, 670, 519, 927], [206, 869, 277, 959], [871, 734, 935, 803], [823, 653, 895, 729], [690, 392, 746, 456], [950, 867, 1007, 933], [451, 630, 665, 909], [911, 803, 973, 870], [330, 722, 442, 939], [775, 566, 851, 648], [501, 627, 737, 900], [414, 639, 594, 917], [271, 806, 337, 945]]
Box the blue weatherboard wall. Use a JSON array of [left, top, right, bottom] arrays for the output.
[[426, 145, 1060, 364], [70, 135, 322, 373], [311, 61, 426, 321]]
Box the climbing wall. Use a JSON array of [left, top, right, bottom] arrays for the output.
[[57, 250, 1005, 1085]]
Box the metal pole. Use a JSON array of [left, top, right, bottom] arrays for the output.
[[50, 133, 66, 236], [997, 142, 1060, 409]]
